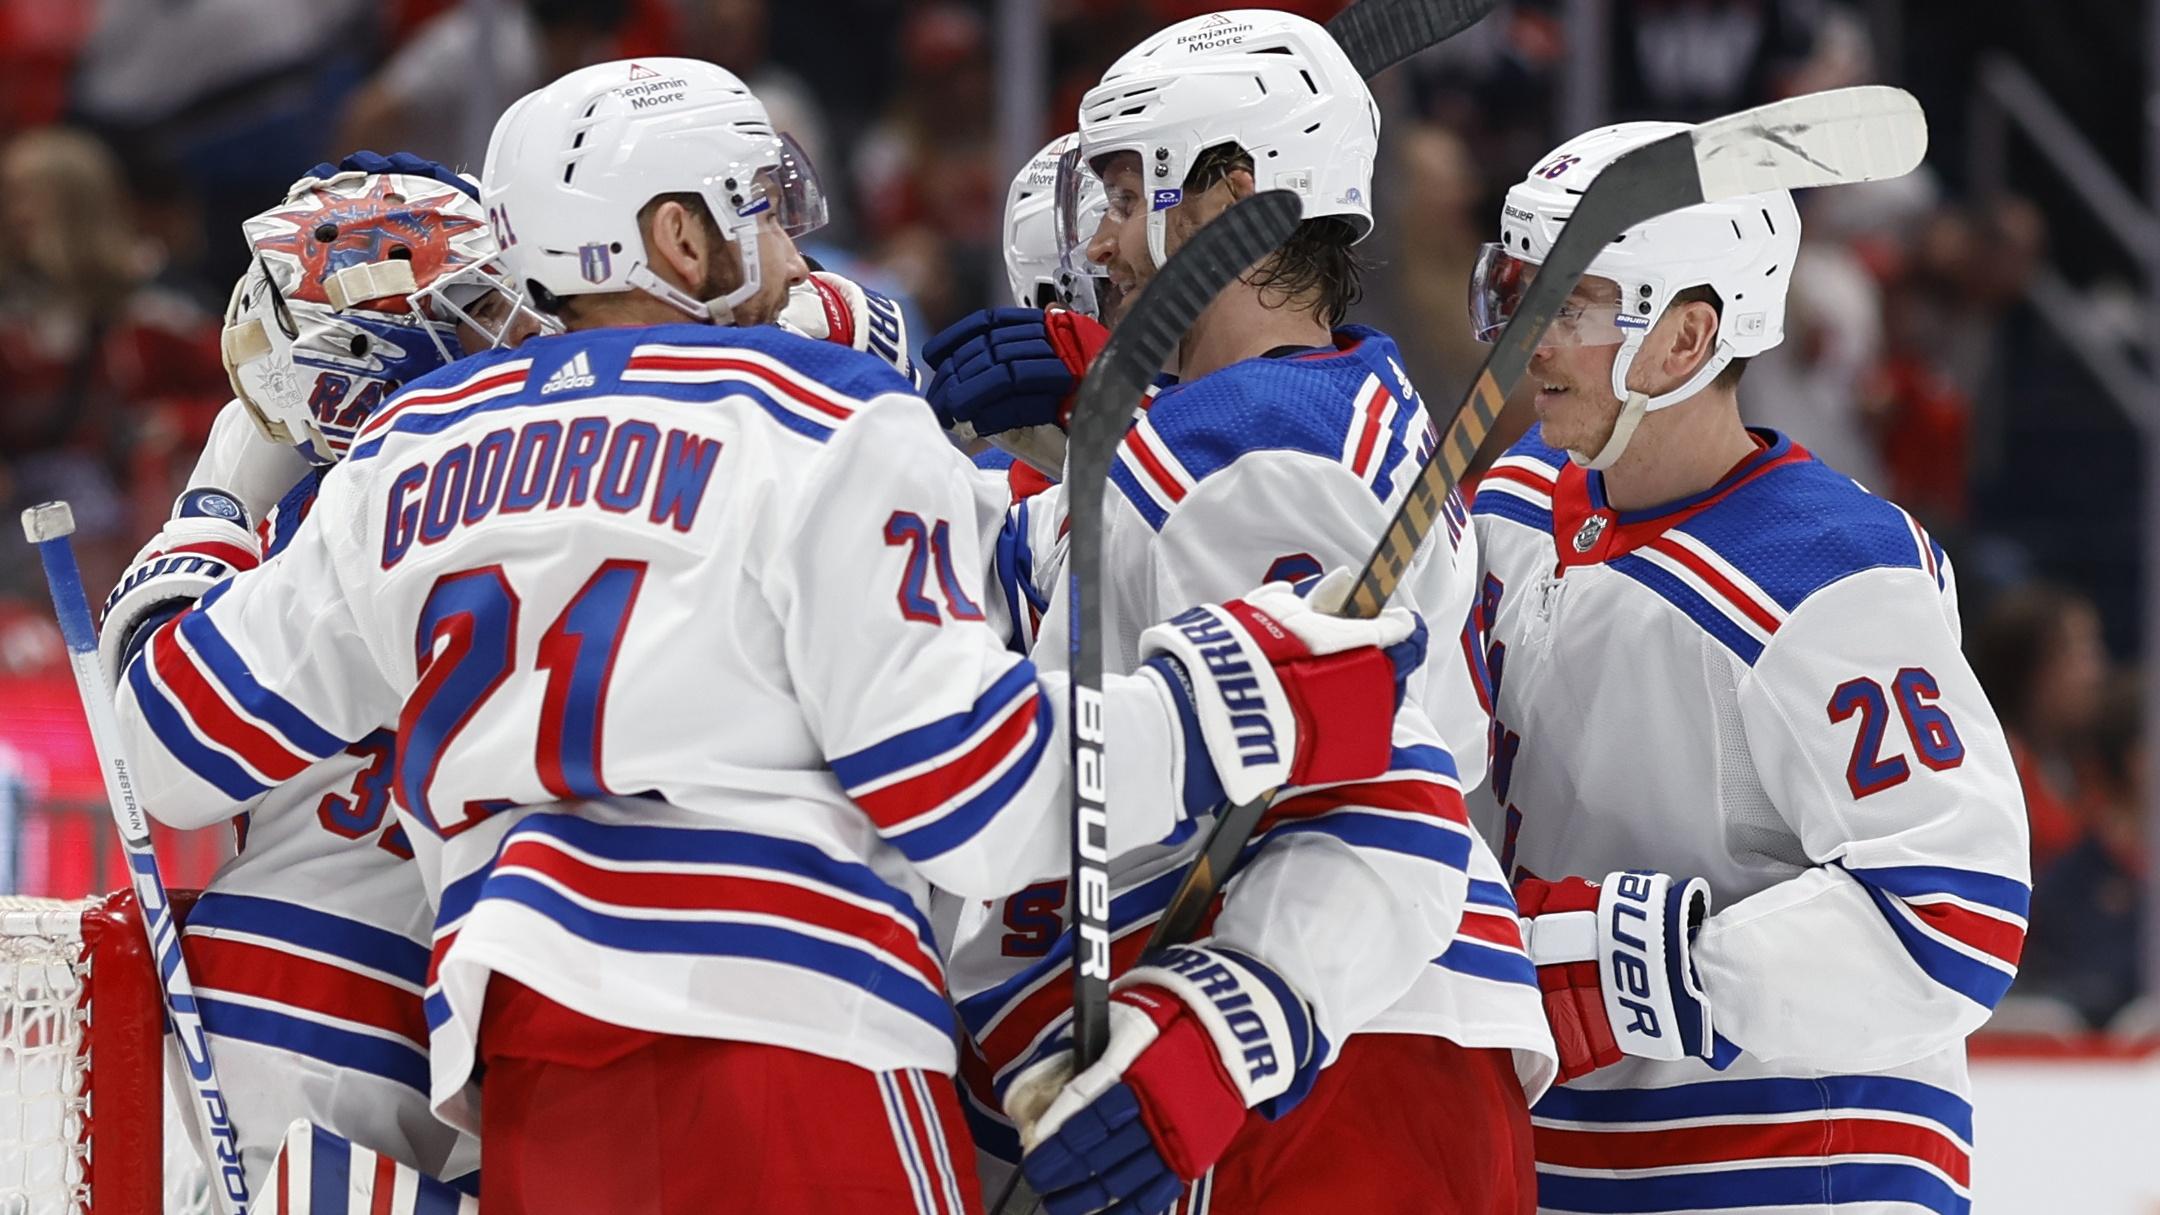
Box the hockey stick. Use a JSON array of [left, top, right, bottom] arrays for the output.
[[961, 0, 1495, 477], [1326, 0, 1499, 79], [1143, 85, 1931, 952], [987, 189, 1303, 1215], [21, 502, 253, 1215]]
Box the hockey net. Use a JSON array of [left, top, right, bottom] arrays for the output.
[[0, 893, 212, 1215]]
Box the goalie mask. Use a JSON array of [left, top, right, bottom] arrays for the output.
[[1470, 121, 1801, 468], [221, 167, 506, 463]]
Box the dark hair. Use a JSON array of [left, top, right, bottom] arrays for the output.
[[1185, 142, 1366, 327], [1969, 581, 2092, 733], [1668, 284, 1748, 390], [2087, 673, 2143, 798]]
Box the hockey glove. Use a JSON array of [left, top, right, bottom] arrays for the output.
[[1138, 569, 1426, 813], [299, 150, 479, 201], [98, 488, 259, 689], [921, 306, 1108, 436], [779, 270, 921, 387], [1011, 945, 1320, 1215], [1515, 871, 1719, 1083]]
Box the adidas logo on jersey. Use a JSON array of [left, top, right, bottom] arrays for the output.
[[540, 351, 597, 395]]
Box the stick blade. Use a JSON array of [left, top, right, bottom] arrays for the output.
[[1326, 0, 1500, 79], [1692, 85, 1927, 201], [21, 501, 76, 543]]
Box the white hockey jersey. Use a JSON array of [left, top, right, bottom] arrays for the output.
[[143, 417, 469, 1190], [1468, 427, 2029, 1215], [112, 323, 1227, 1133], [950, 326, 1556, 1158]]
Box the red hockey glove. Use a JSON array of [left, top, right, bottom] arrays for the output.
[[1515, 872, 1718, 1083]]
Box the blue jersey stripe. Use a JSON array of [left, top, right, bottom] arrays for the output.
[[503, 812, 937, 945], [1533, 1073, 1973, 1139], [832, 662, 1040, 787], [1609, 553, 1766, 665], [1470, 490, 1552, 534], [187, 893, 429, 985], [177, 610, 346, 758], [482, 873, 955, 1035], [1843, 863, 2031, 919], [309, 1123, 354, 1211], [198, 997, 431, 1093], [889, 696, 1053, 862], [1851, 876, 2016, 1008], [614, 376, 838, 443], [1263, 812, 1474, 870], [1466, 878, 1517, 910], [127, 657, 269, 801], [1434, 936, 1536, 986], [1535, 1160, 1967, 1215], [1107, 456, 1170, 532]]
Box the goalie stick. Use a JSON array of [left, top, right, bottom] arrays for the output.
[[21, 501, 254, 1215], [1143, 84, 1931, 953]]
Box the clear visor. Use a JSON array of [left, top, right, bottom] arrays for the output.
[[733, 132, 827, 238], [1052, 144, 1114, 314], [410, 256, 562, 358], [1469, 242, 1631, 348]]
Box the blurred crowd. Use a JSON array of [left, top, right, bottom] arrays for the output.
[[0, 0, 2145, 1027]]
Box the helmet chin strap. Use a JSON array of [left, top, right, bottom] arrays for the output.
[[626, 221, 762, 326], [1565, 337, 1739, 470], [1146, 207, 1171, 272]]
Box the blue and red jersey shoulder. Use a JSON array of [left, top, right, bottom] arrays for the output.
[[1110, 325, 1436, 531], [348, 323, 920, 463], [1474, 425, 1950, 665]]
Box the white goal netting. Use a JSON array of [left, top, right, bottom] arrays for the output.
[[0, 896, 212, 1215]]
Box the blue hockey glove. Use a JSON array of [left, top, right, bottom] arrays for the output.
[[302, 150, 479, 201], [921, 307, 1108, 435]]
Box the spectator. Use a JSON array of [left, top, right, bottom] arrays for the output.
[[2017, 675, 2147, 1030], [1969, 581, 2111, 874], [1743, 239, 1888, 489], [336, 0, 675, 173], [0, 128, 228, 601]]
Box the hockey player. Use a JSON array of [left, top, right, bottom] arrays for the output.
[[1464, 123, 2029, 1214], [107, 58, 1430, 1214], [924, 14, 1554, 1214], [96, 151, 530, 1191]]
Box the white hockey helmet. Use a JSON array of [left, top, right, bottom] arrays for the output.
[[1005, 133, 1105, 316], [1472, 121, 1801, 467], [1070, 9, 1378, 268], [481, 57, 826, 324], [221, 165, 500, 463]]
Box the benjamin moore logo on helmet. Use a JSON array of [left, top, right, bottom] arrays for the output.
[[617, 72, 690, 110], [1177, 13, 1253, 53]]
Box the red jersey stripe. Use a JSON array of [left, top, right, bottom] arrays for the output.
[[362, 366, 528, 438], [1349, 382, 1391, 479], [1534, 1115, 1970, 1187], [851, 691, 1042, 831], [150, 622, 311, 783], [1647, 537, 1783, 635], [1908, 899, 2026, 967], [495, 839, 945, 989], [1259, 777, 1471, 836], [1121, 426, 1189, 505], [187, 935, 427, 1048], [625, 354, 855, 421]]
